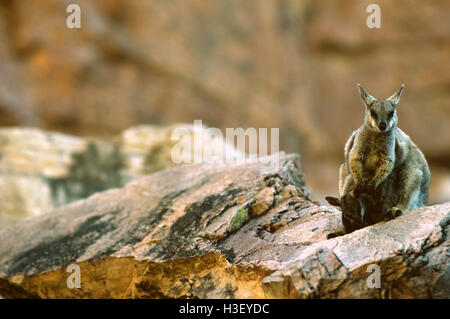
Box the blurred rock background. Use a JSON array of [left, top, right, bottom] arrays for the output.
[[0, 0, 449, 209], [0, 124, 243, 228]]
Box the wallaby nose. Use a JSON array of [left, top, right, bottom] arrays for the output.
[[379, 122, 387, 131]]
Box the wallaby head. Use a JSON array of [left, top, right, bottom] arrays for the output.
[[326, 193, 378, 233], [357, 84, 405, 133], [325, 195, 363, 232]]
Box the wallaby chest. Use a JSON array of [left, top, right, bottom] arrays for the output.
[[350, 130, 395, 172]]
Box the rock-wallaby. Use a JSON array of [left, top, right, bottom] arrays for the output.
[[326, 193, 377, 233], [336, 84, 430, 225], [325, 191, 402, 235]]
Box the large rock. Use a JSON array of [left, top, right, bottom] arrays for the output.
[[0, 125, 241, 226], [263, 204, 450, 298], [0, 153, 448, 298], [0, 128, 86, 223]]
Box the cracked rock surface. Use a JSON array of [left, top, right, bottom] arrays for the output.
[[0, 153, 448, 298]]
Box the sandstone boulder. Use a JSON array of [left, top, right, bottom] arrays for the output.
[[0, 125, 241, 227], [0, 153, 447, 298]]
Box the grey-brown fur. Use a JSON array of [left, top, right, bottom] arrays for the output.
[[325, 191, 401, 235], [325, 194, 375, 233], [338, 84, 430, 221]]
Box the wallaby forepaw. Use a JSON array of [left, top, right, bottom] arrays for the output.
[[384, 207, 403, 221]]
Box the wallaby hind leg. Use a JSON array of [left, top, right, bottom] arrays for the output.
[[389, 168, 424, 216], [339, 163, 355, 197]]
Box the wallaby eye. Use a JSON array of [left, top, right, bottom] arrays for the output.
[[370, 110, 377, 119]]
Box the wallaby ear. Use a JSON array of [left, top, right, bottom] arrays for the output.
[[386, 84, 405, 106], [325, 196, 341, 207], [357, 83, 377, 107]]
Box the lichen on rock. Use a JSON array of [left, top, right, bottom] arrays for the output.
[[227, 207, 250, 233]]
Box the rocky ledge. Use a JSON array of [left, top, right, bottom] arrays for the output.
[[0, 153, 448, 298]]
